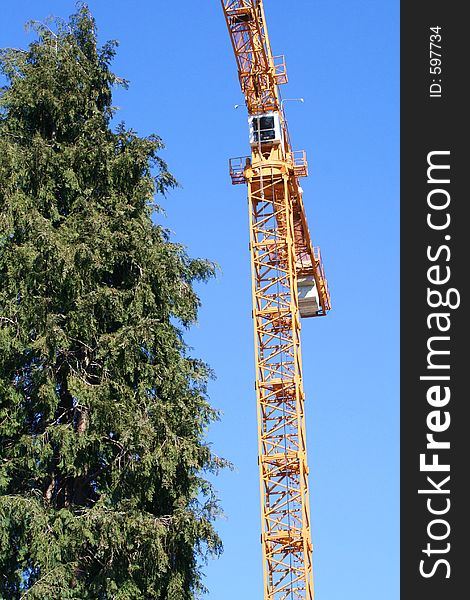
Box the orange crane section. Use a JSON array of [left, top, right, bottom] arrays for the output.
[[221, 1, 331, 599]]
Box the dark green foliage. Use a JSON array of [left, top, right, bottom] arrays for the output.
[[0, 6, 224, 598]]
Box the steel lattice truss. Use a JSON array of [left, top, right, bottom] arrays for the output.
[[248, 165, 313, 600], [221, 2, 331, 599], [221, 0, 285, 114]]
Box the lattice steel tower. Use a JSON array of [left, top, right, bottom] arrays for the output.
[[221, 2, 331, 599]]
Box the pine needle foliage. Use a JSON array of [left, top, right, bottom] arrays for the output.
[[0, 6, 224, 599]]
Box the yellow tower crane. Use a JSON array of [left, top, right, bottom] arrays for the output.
[[220, 2, 331, 599]]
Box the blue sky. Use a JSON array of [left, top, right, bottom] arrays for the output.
[[1, 1, 399, 598]]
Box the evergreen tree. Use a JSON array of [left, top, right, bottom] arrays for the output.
[[0, 6, 224, 599]]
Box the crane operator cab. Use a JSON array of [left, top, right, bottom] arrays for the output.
[[249, 112, 282, 147], [297, 275, 321, 318]]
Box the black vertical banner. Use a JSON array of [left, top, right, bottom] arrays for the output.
[[401, 3, 467, 599]]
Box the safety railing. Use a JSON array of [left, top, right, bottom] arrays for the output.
[[313, 246, 331, 311], [229, 156, 250, 185], [273, 55, 288, 85], [287, 150, 308, 178]]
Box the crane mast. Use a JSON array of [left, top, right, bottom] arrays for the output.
[[221, 1, 331, 599]]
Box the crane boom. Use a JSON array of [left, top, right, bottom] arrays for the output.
[[221, 2, 331, 599], [221, 0, 282, 114]]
